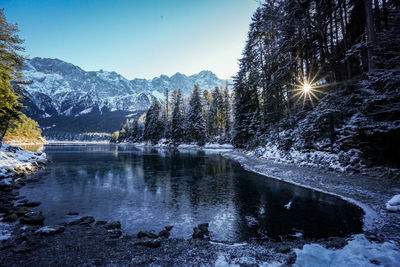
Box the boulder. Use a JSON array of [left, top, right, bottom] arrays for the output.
[[3, 213, 18, 222], [69, 216, 95, 225], [104, 221, 121, 230], [137, 231, 158, 239], [165, 225, 174, 231], [24, 201, 41, 207], [15, 207, 31, 216], [192, 223, 210, 239], [158, 229, 170, 238], [20, 211, 45, 225], [108, 229, 122, 238], [36, 225, 65, 236]]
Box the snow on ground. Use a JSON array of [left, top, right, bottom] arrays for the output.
[[249, 142, 365, 172], [294, 234, 400, 267], [0, 144, 47, 178], [215, 253, 282, 267], [0, 222, 12, 241], [386, 195, 400, 212]]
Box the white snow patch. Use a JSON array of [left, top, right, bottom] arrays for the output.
[[386, 194, 400, 212], [76, 107, 93, 116], [36, 226, 57, 234], [215, 254, 282, 267], [294, 234, 400, 267], [0, 222, 12, 241], [0, 144, 47, 178]]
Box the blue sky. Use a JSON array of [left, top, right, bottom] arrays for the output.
[[2, 0, 259, 79]]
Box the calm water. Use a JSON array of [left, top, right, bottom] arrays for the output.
[[20, 145, 363, 242]]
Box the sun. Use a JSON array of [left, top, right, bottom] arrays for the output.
[[290, 73, 327, 108], [303, 83, 312, 93]]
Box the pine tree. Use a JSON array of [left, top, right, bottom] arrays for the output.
[[184, 84, 206, 145], [221, 83, 232, 140], [171, 89, 184, 145], [143, 99, 163, 144], [208, 86, 222, 138], [0, 9, 26, 145]]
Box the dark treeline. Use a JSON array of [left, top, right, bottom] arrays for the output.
[[111, 83, 233, 146], [231, 0, 400, 166]]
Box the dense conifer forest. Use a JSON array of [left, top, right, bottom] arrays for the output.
[[113, 0, 400, 170]]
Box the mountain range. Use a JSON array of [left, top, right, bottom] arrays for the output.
[[21, 57, 230, 140]]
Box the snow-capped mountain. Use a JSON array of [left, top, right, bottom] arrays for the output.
[[21, 57, 229, 139]]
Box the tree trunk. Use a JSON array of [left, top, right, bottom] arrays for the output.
[[364, 0, 377, 71]]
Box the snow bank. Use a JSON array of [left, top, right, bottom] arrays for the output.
[[0, 144, 47, 178], [294, 234, 400, 267], [250, 142, 364, 172], [215, 254, 281, 267], [386, 194, 400, 212]]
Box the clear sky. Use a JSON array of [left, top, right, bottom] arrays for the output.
[[2, 0, 259, 80]]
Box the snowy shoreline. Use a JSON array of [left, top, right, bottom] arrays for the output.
[[0, 144, 48, 179], [1, 142, 399, 265]]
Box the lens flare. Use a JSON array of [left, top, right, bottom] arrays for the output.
[[290, 72, 328, 108], [303, 83, 312, 93]]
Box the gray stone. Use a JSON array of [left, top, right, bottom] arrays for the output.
[[104, 221, 121, 230], [137, 231, 158, 239], [69, 216, 95, 225], [158, 229, 170, 238], [165, 225, 174, 231], [20, 211, 45, 225]]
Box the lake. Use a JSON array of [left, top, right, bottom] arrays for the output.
[[20, 144, 363, 242]]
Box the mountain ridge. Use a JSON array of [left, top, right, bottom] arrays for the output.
[[21, 57, 230, 139]]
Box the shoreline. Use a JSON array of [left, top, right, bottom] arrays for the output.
[[220, 150, 400, 244], [1, 143, 399, 265]]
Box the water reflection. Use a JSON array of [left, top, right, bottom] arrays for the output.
[[20, 145, 363, 241]]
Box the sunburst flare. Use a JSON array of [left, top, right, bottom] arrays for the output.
[[290, 72, 328, 108]]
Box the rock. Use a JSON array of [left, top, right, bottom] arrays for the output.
[[95, 220, 107, 225], [108, 229, 122, 238], [192, 223, 210, 239], [13, 244, 32, 254], [67, 212, 79, 215], [137, 231, 158, 239], [24, 201, 41, 207], [134, 239, 161, 248], [69, 216, 95, 225], [245, 216, 259, 228], [165, 225, 174, 231], [104, 221, 121, 230], [20, 211, 45, 225], [15, 207, 31, 216], [36, 225, 65, 236], [158, 229, 170, 238], [3, 213, 18, 222], [198, 223, 209, 232], [192, 227, 204, 239]]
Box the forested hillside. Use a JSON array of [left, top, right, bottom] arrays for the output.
[[111, 84, 232, 145], [115, 1, 400, 172], [230, 0, 400, 170]]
